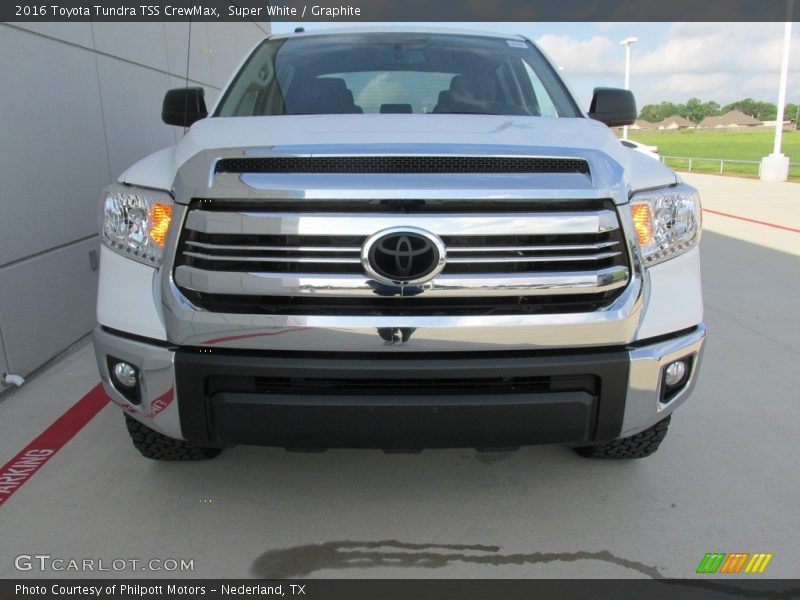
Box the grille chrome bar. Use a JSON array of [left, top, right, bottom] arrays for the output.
[[183, 239, 620, 255], [183, 252, 362, 264], [448, 241, 619, 253], [182, 251, 621, 265], [185, 240, 362, 253], [174, 265, 629, 298], [447, 252, 622, 264], [184, 210, 620, 237]]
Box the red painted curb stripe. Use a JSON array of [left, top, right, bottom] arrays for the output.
[[0, 383, 108, 507], [703, 208, 800, 234]]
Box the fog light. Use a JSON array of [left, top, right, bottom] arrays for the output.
[[107, 357, 141, 405], [113, 362, 138, 388], [664, 361, 688, 387]]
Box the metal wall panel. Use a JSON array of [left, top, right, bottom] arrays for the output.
[[10, 22, 95, 48], [91, 22, 171, 72], [95, 55, 177, 179], [0, 26, 110, 267], [0, 22, 268, 392], [0, 238, 99, 379]]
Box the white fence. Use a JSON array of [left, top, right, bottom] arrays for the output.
[[660, 155, 800, 177]]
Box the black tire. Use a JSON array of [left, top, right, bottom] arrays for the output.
[[124, 414, 222, 461], [574, 415, 671, 459]]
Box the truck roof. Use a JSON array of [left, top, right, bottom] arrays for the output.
[[269, 26, 528, 42]]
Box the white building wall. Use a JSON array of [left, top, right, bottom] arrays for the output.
[[0, 21, 268, 390]]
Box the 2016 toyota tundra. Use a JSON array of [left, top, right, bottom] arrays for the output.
[[93, 28, 705, 460]]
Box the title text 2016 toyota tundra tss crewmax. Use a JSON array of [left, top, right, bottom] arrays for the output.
[[94, 29, 705, 460]]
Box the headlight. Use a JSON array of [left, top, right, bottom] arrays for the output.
[[629, 183, 701, 266], [101, 185, 173, 267]]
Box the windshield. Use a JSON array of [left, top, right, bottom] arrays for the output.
[[214, 32, 581, 118]]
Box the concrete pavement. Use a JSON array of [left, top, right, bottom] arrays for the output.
[[682, 172, 799, 257]]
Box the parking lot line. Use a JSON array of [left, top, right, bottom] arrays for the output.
[[0, 383, 107, 507], [702, 208, 800, 234]]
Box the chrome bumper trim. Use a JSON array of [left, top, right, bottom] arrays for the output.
[[92, 326, 184, 440], [620, 324, 706, 438], [160, 274, 641, 350]]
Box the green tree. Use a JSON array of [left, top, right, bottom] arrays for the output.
[[721, 98, 777, 121], [682, 98, 703, 122], [784, 103, 799, 125], [639, 99, 721, 124], [639, 101, 683, 123], [638, 104, 661, 122], [701, 100, 721, 120]]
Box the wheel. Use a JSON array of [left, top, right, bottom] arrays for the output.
[[574, 415, 671, 459], [124, 414, 222, 461]]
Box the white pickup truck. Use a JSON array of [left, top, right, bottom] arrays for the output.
[[93, 28, 704, 460]]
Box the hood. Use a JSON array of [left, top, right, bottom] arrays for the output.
[[119, 114, 677, 194]]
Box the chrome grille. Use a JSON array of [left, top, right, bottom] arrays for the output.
[[182, 235, 362, 273], [178, 232, 623, 275], [173, 200, 631, 316]]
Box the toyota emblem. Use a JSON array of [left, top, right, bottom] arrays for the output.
[[362, 227, 446, 285]]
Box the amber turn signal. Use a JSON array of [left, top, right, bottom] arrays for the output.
[[631, 202, 654, 247], [148, 203, 173, 247]]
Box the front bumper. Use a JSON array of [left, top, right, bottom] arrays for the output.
[[93, 324, 705, 449]]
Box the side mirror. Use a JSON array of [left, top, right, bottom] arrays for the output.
[[588, 88, 637, 127], [162, 87, 208, 127]]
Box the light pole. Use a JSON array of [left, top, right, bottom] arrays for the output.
[[761, 0, 794, 181], [620, 37, 637, 140]]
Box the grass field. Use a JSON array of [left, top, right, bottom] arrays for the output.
[[628, 129, 800, 180]]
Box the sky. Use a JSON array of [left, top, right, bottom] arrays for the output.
[[270, 21, 800, 111]]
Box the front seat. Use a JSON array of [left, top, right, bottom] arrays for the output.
[[434, 74, 494, 113], [284, 78, 362, 114]]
